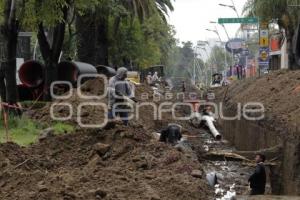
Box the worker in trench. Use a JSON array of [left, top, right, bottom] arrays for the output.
[[159, 123, 182, 145], [248, 154, 267, 195], [108, 67, 136, 126]]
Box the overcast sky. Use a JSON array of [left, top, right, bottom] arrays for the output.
[[168, 0, 248, 44]]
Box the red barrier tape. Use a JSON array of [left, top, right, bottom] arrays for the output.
[[1, 102, 23, 110]]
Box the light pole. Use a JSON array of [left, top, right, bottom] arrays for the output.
[[193, 46, 198, 85], [210, 21, 234, 67], [219, 1, 246, 39], [218, 3, 240, 18], [206, 28, 228, 72], [218, 1, 243, 67], [206, 28, 222, 43], [210, 21, 230, 40], [197, 41, 209, 86], [199, 47, 212, 86]]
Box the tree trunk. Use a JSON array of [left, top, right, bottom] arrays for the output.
[[286, 28, 297, 70], [76, 9, 109, 66], [0, 0, 20, 115], [95, 15, 109, 65], [37, 16, 67, 101], [76, 12, 97, 65]]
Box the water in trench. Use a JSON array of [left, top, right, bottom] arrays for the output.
[[184, 131, 272, 199]]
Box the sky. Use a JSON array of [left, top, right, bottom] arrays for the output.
[[168, 0, 248, 44]]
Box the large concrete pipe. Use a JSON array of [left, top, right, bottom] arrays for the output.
[[18, 60, 44, 88], [57, 61, 98, 85], [17, 84, 43, 101], [202, 115, 222, 140], [18, 84, 34, 101], [96, 65, 116, 78]]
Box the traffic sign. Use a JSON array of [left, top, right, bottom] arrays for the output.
[[259, 47, 269, 66], [260, 37, 269, 47], [218, 17, 258, 24], [259, 29, 269, 47], [241, 24, 258, 31]]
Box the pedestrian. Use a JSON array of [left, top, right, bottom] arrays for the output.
[[108, 67, 135, 126], [182, 81, 186, 93], [248, 154, 266, 195]]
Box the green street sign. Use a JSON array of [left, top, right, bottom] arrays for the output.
[[218, 17, 258, 24]]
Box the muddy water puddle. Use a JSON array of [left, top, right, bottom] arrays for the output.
[[185, 132, 270, 199]]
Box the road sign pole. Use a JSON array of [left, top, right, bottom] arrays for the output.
[[258, 21, 270, 75]]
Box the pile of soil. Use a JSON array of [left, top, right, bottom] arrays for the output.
[[2, 78, 213, 199], [27, 78, 197, 132], [214, 70, 300, 128], [0, 123, 212, 199], [27, 78, 108, 127]]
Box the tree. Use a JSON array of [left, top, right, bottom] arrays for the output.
[[243, 0, 300, 69], [206, 45, 233, 73], [108, 12, 176, 68], [76, 2, 109, 66], [0, 0, 23, 114], [166, 41, 205, 83], [76, 0, 174, 67], [22, 0, 99, 100], [36, 4, 68, 100]]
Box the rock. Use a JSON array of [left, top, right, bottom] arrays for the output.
[[38, 128, 55, 141], [191, 170, 203, 178], [144, 184, 160, 200], [79, 177, 88, 183], [145, 174, 155, 180], [150, 195, 161, 200], [37, 181, 48, 192], [120, 131, 134, 139], [138, 162, 148, 170], [95, 188, 107, 198], [93, 143, 111, 157]]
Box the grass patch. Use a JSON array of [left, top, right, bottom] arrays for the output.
[[20, 101, 47, 109], [0, 116, 74, 146], [52, 122, 74, 135]]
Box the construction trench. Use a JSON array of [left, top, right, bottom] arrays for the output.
[[213, 70, 300, 197], [0, 70, 300, 199]]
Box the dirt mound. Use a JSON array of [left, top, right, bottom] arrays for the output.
[[0, 123, 212, 200], [27, 78, 198, 133], [214, 70, 300, 128]]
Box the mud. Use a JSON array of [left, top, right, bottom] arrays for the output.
[[1, 79, 213, 200], [3, 72, 300, 199], [213, 70, 300, 196], [215, 70, 300, 128], [26, 78, 189, 132], [0, 124, 212, 200]]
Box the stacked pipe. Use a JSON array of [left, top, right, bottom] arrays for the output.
[[18, 60, 44, 101], [18, 61, 116, 101]]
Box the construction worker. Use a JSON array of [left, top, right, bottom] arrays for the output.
[[248, 154, 267, 195], [108, 67, 135, 126], [159, 124, 182, 145], [146, 72, 153, 85], [152, 71, 159, 83]]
